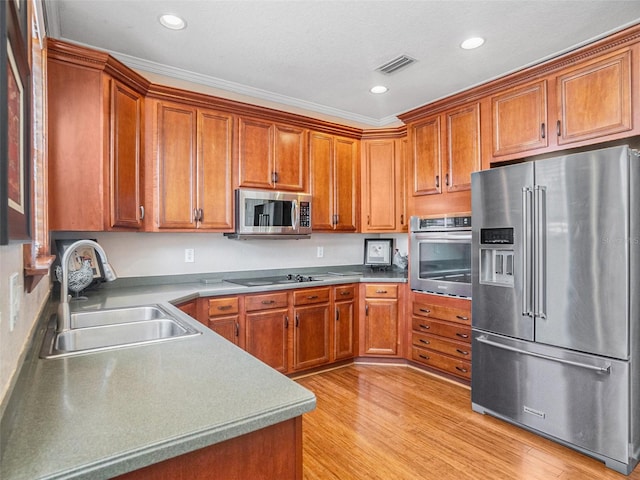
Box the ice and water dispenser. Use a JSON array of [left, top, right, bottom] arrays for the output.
[[479, 228, 515, 287]]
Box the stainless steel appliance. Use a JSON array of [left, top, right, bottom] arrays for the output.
[[471, 145, 640, 474], [409, 215, 472, 298], [226, 188, 312, 239]]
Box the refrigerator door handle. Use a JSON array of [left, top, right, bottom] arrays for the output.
[[522, 187, 533, 317], [534, 185, 547, 319], [476, 335, 611, 374]]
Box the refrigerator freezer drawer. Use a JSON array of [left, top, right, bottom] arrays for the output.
[[472, 331, 630, 467]]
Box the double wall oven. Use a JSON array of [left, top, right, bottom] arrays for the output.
[[409, 215, 472, 298]]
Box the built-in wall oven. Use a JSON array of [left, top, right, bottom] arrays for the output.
[[409, 215, 472, 298]]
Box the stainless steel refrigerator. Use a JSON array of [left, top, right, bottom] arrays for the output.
[[471, 145, 640, 474]]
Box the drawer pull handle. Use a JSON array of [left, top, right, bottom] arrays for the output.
[[419, 354, 430, 360], [375, 290, 388, 294], [456, 315, 469, 321], [217, 305, 232, 311], [419, 324, 430, 330], [456, 349, 469, 356], [455, 366, 468, 373], [340, 291, 351, 296], [420, 308, 431, 314], [285, 315, 289, 328], [456, 333, 469, 339], [306, 295, 319, 300], [295, 314, 300, 327], [261, 300, 276, 305], [235, 322, 240, 337], [419, 339, 430, 345]]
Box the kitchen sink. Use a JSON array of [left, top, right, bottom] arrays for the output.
[[40, 305, 201, 359]]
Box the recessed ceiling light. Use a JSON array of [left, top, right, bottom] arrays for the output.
[[159, 14, 186, 30], [370, 85, 389, 94], [461, 37, 485, 50]]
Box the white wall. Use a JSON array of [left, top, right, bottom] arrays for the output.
[[0, 244, 51, 405], [54, 232, 409, 278]]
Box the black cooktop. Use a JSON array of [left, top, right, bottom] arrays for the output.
[[225, 274, 324, 287]]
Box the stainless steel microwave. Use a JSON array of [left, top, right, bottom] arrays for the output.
[[227, 188, 312, 239]]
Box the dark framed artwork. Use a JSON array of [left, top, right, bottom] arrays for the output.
[[364, 238, 393, 268], [1, 0, 31, 244]]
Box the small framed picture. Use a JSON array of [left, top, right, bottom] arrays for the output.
[[364, 238, 393, 267], [56, 239, 104, 279]]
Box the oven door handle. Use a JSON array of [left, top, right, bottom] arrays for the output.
[[412, 234, 471, 241]]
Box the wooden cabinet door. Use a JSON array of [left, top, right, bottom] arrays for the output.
[[334, 300, 355, 360], [197, 109, 234, 230], [363, 299, 398, 355], [412, 116, 442, 196], [110, 79, 143, 229], [238, 117, 274, 189], [273, 124, 307, 191], [333, 137, 358, 231], [491, 80, 548, 157], [362, 139, 398, 232], [293, 304, 330, 370], [245, 309, 289, 373], [445, 102, 481, 193], [309, 132, 334, 231], [556, 49, 632, 145], [208, 316, 240, 345], [176, 300, 197, 318], [156, 101, 197, 228]]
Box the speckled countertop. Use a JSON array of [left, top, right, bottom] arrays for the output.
[[0, 267, 407, 480]]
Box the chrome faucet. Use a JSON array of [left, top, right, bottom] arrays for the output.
[[57, 239, 117, 332]]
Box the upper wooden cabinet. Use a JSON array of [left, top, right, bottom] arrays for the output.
[[555, 48, 632, 145], [309, 132, 359, 232], [238, 117, 308, 192], [361, 137, 406, 232], [491, 80, 548, 157], [150, 100, 233, 231], [47, 39, 148, 231]]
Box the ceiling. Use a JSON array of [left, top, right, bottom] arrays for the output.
[[43, 1, 640, 127]]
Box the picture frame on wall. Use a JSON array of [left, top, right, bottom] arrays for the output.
[[1, 0, 31, 245], [364, 238, 393, 268]]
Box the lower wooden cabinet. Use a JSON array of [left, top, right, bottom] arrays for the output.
[[245, 292, 290, 373], [292, 287, 331, 371], [333, 285, 356, 361], [359, 284, 404, 357], [410, 291, 471, 382], [204, 296, 241, 346]]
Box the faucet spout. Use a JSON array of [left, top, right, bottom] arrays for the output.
[[57, 240, 117, 332]]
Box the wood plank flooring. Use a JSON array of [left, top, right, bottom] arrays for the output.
[[295, 364, 638, 480]]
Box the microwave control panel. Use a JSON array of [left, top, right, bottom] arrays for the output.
[[299, 202, 310, 227]]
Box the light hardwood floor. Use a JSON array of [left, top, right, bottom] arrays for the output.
[[296, 364, 638, 480]]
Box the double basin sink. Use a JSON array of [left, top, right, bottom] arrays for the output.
[[40, 304, 201, 359]]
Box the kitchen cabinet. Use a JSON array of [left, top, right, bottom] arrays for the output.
[[175, 299, 197, 318], [152, 100, 233, 231], [292, 287, 331, 371], [47, 39, 148, 231], [411, 102, 481, 196], [361, 138, 407, 232], [333, 284, 357, 361], [237, 117, 308, 192], [490, 80, 548, 157], [309, 132, 359, 231], [360, 284, 401, 356], [554, 48, 632, 146], [410, 291, 471, 383], [245, 292, 290, 373], [202, 296, 241, 346]]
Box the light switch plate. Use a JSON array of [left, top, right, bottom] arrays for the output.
[[184, 248, 195, 263], [9, 272, 20, 331]]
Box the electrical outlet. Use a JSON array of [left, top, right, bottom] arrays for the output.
[[9, 272, 19, 332], [317, 246, 324, 258], [184, 248, 195, 263]]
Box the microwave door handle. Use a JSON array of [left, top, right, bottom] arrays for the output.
[[291, 200, 298, 230]]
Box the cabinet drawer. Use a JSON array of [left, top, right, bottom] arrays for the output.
[[411, 346, 471, 380], [334, 285, 356, 301], [208, 297, 239, 317], [365, 284, 398, 299], [293, 287, 330, 306], [245, 292, 289, 312], [412, 332, 472, 360], [412, 316, 471, 342], [412, 301, 471, 325]]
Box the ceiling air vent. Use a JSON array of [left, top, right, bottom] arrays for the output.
[[376, 55, 417, 75]]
